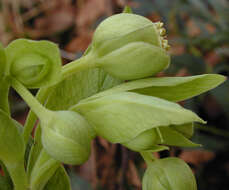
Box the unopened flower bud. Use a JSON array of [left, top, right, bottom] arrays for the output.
[[41, 110, 95, 165], [6, 39, 62, 88], [142, 157, 197, 190], [93, 13, 169, 53], [87, 13, 170, 80]]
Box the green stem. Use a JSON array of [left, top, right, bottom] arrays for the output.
[[0, 77, 10, 115], [10, 77, 49, 120], [62, 52, 96, 80], [140, 151, 156, 166], [4, 160, 28, 190], [23, 87, 52, 144]]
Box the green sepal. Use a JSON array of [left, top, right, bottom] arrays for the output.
[[173, 123, 194, 139], [157, 126, 200, 147], [40, 110, 94, 165], [82, 74, 226, 102], [142, 157, 197, 190], [93, 13, 161, 50], [96, 42, 170, 80], [5, 39, 62, 89], [94, 24, 161, 57], [71, 92, 205, 143], [122, 128, 158, 151]]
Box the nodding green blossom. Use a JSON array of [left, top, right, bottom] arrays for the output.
[[41, 110, 95, 165], [89, 13, 170, 80], [5, 39, 62, 89], [142, 158, 197, 190], [64, 13, 171, 80]]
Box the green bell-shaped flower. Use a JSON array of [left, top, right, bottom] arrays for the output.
[[40, 110, 95, 165], [65, 13, 170, 81], [142, 157, 197, 190], [89, 13, 170, 80], [6, 39, 62, 88]]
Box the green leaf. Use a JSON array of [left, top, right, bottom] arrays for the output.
[[44, 166, 71, 190], [0, 43, 6, 79], [0, 161, 13, 190], [143, 157, 197, 190], [0, 175, 12, 190], [83, 74, 226, 102], [0, 45, 10, 114], [30, 149, 60, 190], [72, 92, 205, 143], [0, 109, 25, 163], [5, 39, 62, 89], [0, 79, 10, 114], [46, 68, 122, 110]]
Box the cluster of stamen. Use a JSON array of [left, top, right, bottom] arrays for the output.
[[155, 22, 170, 51]]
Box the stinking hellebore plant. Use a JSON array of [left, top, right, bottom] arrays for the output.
[[0, 7, 227, 190]]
